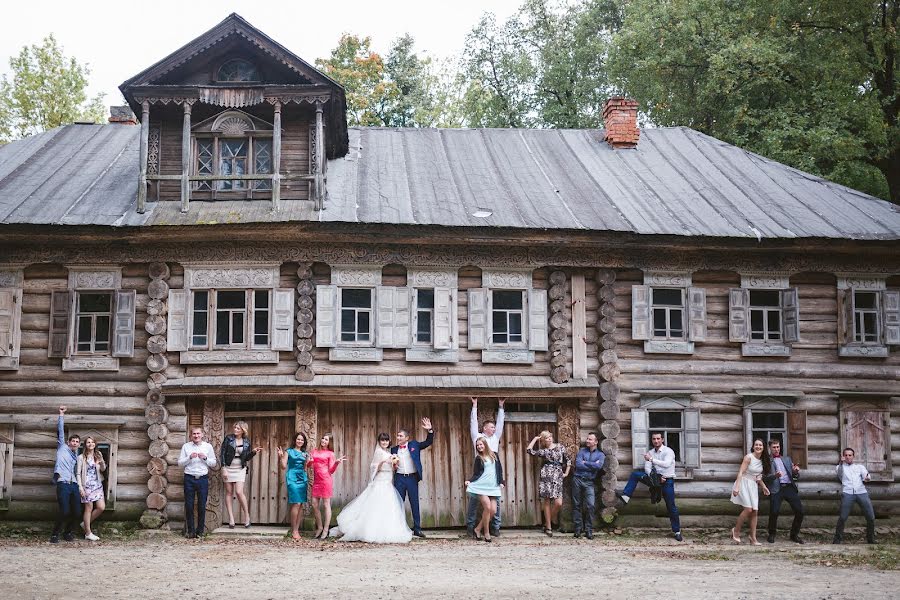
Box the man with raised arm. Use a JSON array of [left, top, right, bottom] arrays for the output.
[[467, 396, 505, 538], [50, 406, 81, 543]]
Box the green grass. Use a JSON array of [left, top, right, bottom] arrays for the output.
[[792, 547, 900, 571]]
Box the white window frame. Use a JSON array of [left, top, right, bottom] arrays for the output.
[[169, 264, 293, 364], [836, 275, 895, 357], [632, 391, 702, 479], [406, 268, 459, 363], [315, 265, 384, 362], [737, 390, 807, 469], [467, 268, 548, 364], [73, 291, 114, 355], [0, 268, 24, 371], [339, 287, 375, 345], [730, 273, 799, 357], [632, 271, 706, 354]]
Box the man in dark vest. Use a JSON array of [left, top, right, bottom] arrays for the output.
[[764, 439, 804, 544]]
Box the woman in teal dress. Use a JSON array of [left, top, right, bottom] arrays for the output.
[[465, 436, 504, 543], [277, 431, 309, 540]]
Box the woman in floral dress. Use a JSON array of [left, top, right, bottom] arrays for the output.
[[76, 436, 106, 541], [527, 431, 570, 536]]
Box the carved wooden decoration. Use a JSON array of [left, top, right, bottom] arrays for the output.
[[548, 270, 570, 383], [141, 262, 171, 529], [595, 268, 620, 523], [557, 399, 580, 530], [296, 263, 315, 381], [296, 395, 317, 443], [202, 398, 225, 533]]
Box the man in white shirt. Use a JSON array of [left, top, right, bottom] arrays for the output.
[[617, 432, 683, 541], [466, 396, 505, 538], [833, 447, 875, 544], [178, 427, 217, 538]]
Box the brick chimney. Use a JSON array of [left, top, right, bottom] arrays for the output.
[[108, 105, 137, 125], [602, 97, 639, 149]]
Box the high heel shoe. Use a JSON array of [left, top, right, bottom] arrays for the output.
[[731, 528, 741, 544], [484, 536, 492, 543], [749, 538, 762, 546], [228, 521, 235, 529], [244, 521, 251, 529], [474, 530, 483, 541]]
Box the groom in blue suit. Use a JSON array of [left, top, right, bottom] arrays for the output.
[[392, 416, 434, 538]]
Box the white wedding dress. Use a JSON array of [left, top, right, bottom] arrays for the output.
[[330, 446, 413, 543]]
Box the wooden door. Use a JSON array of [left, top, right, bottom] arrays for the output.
[[317, 400, 554, 528], [231, 416, 294, 525]]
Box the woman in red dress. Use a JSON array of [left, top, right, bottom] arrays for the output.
[[310, 432, 347, 539]]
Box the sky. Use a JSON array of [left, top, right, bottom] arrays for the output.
[[0, 0, 524, 108]]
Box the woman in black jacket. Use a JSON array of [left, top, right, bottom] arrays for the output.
[[220, 421, 262, 528], [465, 436, 504, 542]]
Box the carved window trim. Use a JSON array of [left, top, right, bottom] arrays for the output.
[[836, 274, 894, 357], [634, 390, 702, 479], [322, 265, 383, 362], [731, 273, 797, 357], [0, 268, 24, 371], [633, 271, 704, 354], [67, 418, 126, 511], [737, 390, 807, 468], [191, 110, 274, 198], [406, 268, 459, 363], [469, 268, 546, 364], [61, 267, 124, 372]]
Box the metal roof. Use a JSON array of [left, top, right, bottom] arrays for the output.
[[1, 123, 898, 240]]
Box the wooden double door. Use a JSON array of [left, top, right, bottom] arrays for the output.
[[318, 400, 556, 528]]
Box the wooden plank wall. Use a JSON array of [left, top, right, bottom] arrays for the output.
[[609, 269, 900, 526], [0, 263, 153, 520]]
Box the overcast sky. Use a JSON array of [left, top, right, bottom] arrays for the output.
[[1, 0, 523, 107]]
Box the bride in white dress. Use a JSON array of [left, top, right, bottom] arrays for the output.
[[730, 438, 771, 545], [330, 433, 413, 543]]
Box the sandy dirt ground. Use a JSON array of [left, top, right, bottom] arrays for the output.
[[3, 532, 899, 600]]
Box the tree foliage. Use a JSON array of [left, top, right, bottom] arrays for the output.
[[0, 35, 105, 143]]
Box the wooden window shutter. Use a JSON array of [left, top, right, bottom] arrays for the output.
[[631, 285, 651, 341], [0, 425, 13, 508], [48, 290, 73, 358], [111, 289, 136, 358], [433, 287, 454, 350], [0, 288, 22, 369], [315, 285, 338, 348], [786, 409, 808, 469], [631, 408, 649, 470], [845, 410, 891, 480], [527, 288, 549, 351], [375, 286, 410, 349], [728, 287, 750, 343], [271, 288, 295, 351], [781, 288, 800, 344], [683, 408, 701, 468], [468, 288, 488, 349], [882, 290, 900, 345], [686, 286, 707, 342], [166, 289, 189, 352], [836, 288, 853, 345]]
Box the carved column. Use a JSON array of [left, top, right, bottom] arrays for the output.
[[141, 262, 171, 529], [137, 100, 150, 214], [295, 263, 315, 381], [314, 101, 325, 210], [271, 100, 282, 209], [596, 268, 621, 523], [557, 399, 580, 530], [180, 100, 194, 213], [548, 270, 569, 383], [296, 395, 317, 441], [202, 398, 225, 533]]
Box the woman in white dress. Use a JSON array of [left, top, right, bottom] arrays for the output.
[[330, 433, 413, 544], [731, 438, 771, 545]]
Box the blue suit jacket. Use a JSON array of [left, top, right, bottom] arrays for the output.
[[764, 454, 800, 494], [391, 430, 434, 482]]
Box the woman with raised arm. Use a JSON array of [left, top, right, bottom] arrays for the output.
[[731, 438, 771, 545], [220, 420, 263, 528], [309, 432, 347, 539], [76, 436, 106, 541], [465, 436, 504, 542], [527, 430, 570, 536], [277, 431, 310, 540], [330, 433, 412, 544]]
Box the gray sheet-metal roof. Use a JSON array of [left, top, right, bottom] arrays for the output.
[[1, 123, 898, 240]]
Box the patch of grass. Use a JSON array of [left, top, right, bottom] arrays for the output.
[[793, 547, 900, 571]]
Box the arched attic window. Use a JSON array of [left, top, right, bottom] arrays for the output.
[[216, 58, 259, 83], [194, 110, 273, 195]]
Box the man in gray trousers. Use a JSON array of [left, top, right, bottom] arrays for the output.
[[833, 447, 876, 544]]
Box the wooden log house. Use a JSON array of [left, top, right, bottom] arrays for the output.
[[0, 14, 898, 532]]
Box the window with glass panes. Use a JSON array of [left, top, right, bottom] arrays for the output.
[[750, 290, 782, 342], [415, 289, 434, 344], [651, 288, 685, 340], [751, 412, 786, 447], [649, 411, 683, 462], [340, 288, 373, 342], [74, 292, 113, 354], [195, 136, 273, 192], [491, 290, 524, 345], [189, 290, 270, 350], [853, 291, 880, 343]]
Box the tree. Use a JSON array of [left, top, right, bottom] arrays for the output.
[[0, 35, 105, 143], [316, 34, 391, 126], [609, 0, 897, 203]]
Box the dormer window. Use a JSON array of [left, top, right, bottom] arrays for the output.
[[192, 111, 273, 197], [216, 59, 259, 82]]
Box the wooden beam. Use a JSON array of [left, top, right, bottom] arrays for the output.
[[272, 101, 282, 210], [180, 101, 193, 213], [137, 100, 150, 214], [314, 101, 325, 210], [571, 273, 587, 379]]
